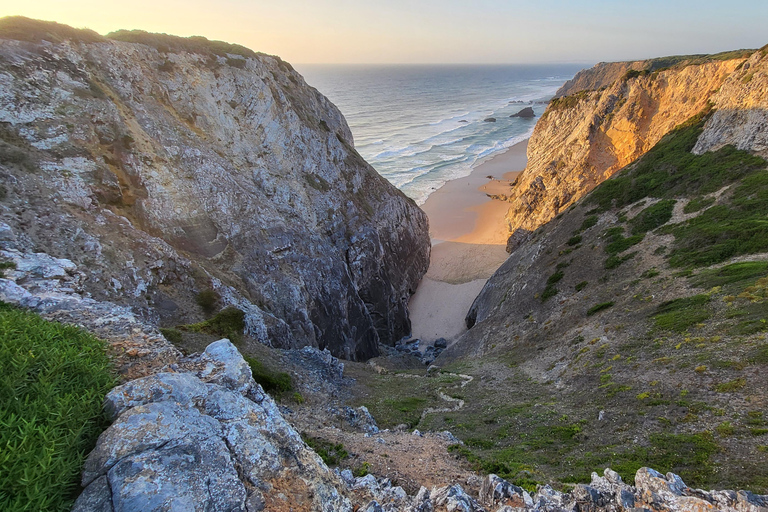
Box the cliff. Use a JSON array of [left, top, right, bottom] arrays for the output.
[[500, 52, 751, 247], [0, 18, 430, 362], [428, 57, 768, 490]]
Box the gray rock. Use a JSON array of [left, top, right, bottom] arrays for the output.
[[77, 340, 353, 511], [484, 117, 497, 122], [430, 484, 483, 511], [480, 474, 532, 508], [0, 24, 430, 362], [510, 107, 535, 118]]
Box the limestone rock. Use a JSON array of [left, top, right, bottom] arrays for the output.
[[0, 20, 430, 361], [74, 339, 354, 512], [501, 56, 746, 239], [694, 50, 768, 157]]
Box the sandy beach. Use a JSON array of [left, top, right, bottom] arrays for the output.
[[408, 140, 528, 344]]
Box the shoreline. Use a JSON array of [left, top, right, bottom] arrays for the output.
[[408, 140, 528, 344]]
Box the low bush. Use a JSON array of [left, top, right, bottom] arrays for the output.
[[587, 302, 614, 316], [0, 302, 115, 511], [242, 356, 293, 394]]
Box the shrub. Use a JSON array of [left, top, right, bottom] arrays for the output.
[[587, 302, 614, 316], [159, 327, 182, 343], [0, 260, 16, 277], [575, 281, 588, 292], [653, 294, 710, 332], [195, 288, 220, 315], [301, 433, 348, 466], [714, 378, 747, 393], [567, 235, 582, 246], [243, 356, 293, 394], [630, 200, 676, 234], [180, 306, 245, 343], [0, 302, 115, 511]]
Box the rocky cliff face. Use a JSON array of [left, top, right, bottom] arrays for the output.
[[0, 19, 430, 361], [694, 47, 768, 156], [501, 55, 747, 244]]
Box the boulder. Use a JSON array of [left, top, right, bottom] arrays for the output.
[[510, 107, 535, 118]]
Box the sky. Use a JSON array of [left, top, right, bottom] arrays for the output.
[[1, 0, 766, 65]]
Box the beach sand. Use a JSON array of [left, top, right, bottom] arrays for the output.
[[408, 140, 527, 344]]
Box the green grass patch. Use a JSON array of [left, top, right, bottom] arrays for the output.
[[195, 289, 220, 315], [684, 196, 716, 214], [653, 294, 710, 332], [179, 306, 245, 343], [714, 378, 747, 393], [575, 281, 588, 292], [630, 199, 676, 234], [579, 215, 599, 232], [382, 396, 427, 428], [159, 327, 183, 344], [587, 302, 614, 316], [243, 356, 293, 394], [690, 261, 768, 291], [301, 433, 348, 466], [0, 302, 116, 511]]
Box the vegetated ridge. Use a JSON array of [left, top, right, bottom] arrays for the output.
[[427, 49, 768, 492], [498, 48, 761, 251]]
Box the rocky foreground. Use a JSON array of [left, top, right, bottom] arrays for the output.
[[70, 336, 768, 511]]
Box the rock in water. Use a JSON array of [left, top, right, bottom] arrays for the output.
[[484, 117, 497, 122], [510, 106, 535, 118], [0, 18, 430, 360]]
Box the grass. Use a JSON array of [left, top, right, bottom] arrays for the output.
[[653, 294, 710, 332], [106, 29, 258, 59], [587, 302, 614, 316], [243, 356, 293, 394], [0, 302, 115, 511], [301, 433, 348, 466], [629, 199, 676, 234], [714, 378, 747, 393], [178, 306, 245, 343], [159, 327, 182, 343], [195, 289, 220, 315], [691, 261, 768, 291], [541, 270, 564, 301], [382, 397, 427, 428]]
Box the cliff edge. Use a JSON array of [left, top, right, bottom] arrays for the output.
[[0, 18, 430, 363]]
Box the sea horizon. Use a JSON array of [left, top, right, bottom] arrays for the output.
[[296, 63, 583, 205]]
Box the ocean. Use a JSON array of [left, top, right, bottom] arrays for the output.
[[296, 64, 583, 205]]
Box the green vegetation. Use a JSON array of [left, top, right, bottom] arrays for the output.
[[548, 90, 591, 111], [195, 288, 220, 315], [567, 235, 582, 246], [159, 327, 183, 344], [0, 302, 115, 511], [304, 173, 331, 192], [683, 196, 716, 214], [541, 270, 564, 301], [178, 306, 245, 343], [575, 281, 588, 292], [243, 356, 293, 394], [714, 378, 747, 393], [629, 200, 676, 234], [586, 112, 766, 269], [382, 396, 427, 428], [301, 433, 348, 466], [0, 16, 105, 44], [0, 260, 16, 277], [691, 262, 768, 291], [579, 215, 599, 232], [653, 294, 710, 332], [587, 302, 614, 316], [106, 29, 259, 59]]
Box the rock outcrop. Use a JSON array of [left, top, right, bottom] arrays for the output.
[[510, 106, 535, 118], [499, 51, 765, 246], [0, 18, 430, 361], [694, 47, 768, 157]]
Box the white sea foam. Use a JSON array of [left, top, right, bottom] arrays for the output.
[[296, 64, 580, 204]]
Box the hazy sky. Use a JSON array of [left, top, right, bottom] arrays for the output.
[[2, 0, 766, 64]]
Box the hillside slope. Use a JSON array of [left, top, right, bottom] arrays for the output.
[[499, 52, 752, 250], [428, 99, 768, 491], [0, 18, 430, 362]]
